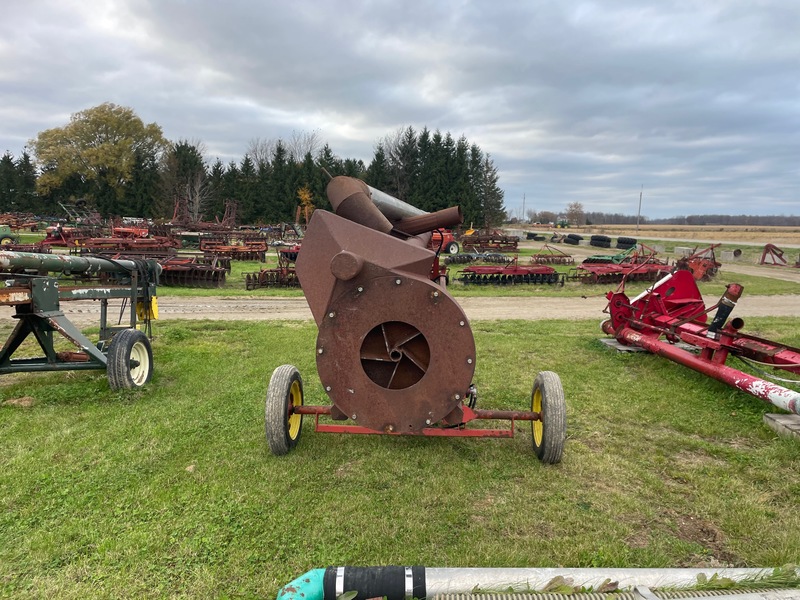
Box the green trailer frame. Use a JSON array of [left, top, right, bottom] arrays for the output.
[[0, 251, 160, 389]]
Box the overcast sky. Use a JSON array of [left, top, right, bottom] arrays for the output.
[[1, 1, 798, 219]]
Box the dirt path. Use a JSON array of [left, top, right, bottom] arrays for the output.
[[5, 292, 796, 328]]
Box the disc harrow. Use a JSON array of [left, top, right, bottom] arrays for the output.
[[445, 252, 508, 265], [159, 257, 227, 288], [460, 231, 519, 253], [244, 245, 301, 289], [570, 244, 670, 284], [458, 259, 564, 286]]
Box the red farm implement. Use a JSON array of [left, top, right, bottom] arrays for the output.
[[159, 256, 227, 288], [458, 257, 564, 285], [603, 269, 800, 415], [245, 245, 301, 289], [460, 230, 519, 253], [429, 229, 460, 255], [79, 236, 179, 253], [530, 244, 574, 265], [674, 244, 722, 281], [264, 176, 567, 462], [760, 243, 800, 268], [570, 245, 670, 284], [199, 238, 268, 262]]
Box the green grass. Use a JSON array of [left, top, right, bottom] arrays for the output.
[[2, 317, 800, 598]]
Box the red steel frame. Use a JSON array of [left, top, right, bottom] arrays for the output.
[[602, 269, 800, 415], [292, 404, 541, 438]]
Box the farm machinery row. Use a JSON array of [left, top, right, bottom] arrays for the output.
[[7, 219, 310, 289], [439, 243, 720, 287]]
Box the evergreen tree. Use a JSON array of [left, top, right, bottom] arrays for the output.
[[255, 160, 272, 223], [298, 151, 328, 211], [342, 158, 366, 178], [463, 144, 485, 228], [317, 144, 342, 179], [238, 155, 259, 223], [364, 143, 392, 193], [124, 148, 161, 218], [410, 127, 436, 210], [448, 136, 472, 215], [268, 141, 293, 222], [16, 152, 39, 213], [479, 154, 506, 227], [222, 162, 240, 221], [393, 126, 418, 202], [161, 140, 208, 222], [0, 152, 15, 211], [206, 159, 226, 221]]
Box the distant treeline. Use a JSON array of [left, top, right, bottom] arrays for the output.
[[584, 213, 800, 227], [649, 214, 800, 226]]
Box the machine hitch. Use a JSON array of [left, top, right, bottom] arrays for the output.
[[264, 177, 567, 462]]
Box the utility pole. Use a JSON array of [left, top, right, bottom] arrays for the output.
[[636, 185, 643, 234], [522, 193, 526, 223]]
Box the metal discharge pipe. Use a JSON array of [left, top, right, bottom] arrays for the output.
[[325, 176, 462, 234], [276, 566, 795, 600], [0, 250, 161, 277], [366, 184, 426, 220], [603, 321, 800, 415]]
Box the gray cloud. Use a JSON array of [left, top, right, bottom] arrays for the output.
[[1, 0, 797, 218]]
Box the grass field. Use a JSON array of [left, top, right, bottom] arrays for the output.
[[2, 318, 800, 598]]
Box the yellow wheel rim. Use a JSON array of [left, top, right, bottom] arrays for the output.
[[532, 388, 543, 446], [287, 380, 302, 440]]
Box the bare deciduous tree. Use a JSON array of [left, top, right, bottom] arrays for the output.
[[565, 201, 586, 226], [247, 138, 277, 168], [285, 130, 322, 163]]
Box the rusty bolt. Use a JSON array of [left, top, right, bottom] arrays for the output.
[[328, 311, 335, 318], [425, 419, 431, 425], [455, 394, 461, 400], [357, 286, 364, 292], [395, 278, 402, 285], [433, 291, 439, 297], [459, 320, 465, 326], [467, 358, 473, 364], [325, 386, 331, 392], [318, 348, 323, 354], [351, 414, 357, 420]]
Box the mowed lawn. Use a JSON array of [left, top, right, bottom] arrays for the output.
[[1, 317, 800, 598]]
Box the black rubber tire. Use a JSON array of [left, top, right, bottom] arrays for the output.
[[563, 237, 578, 245], [566, 233, 583, 241], [531, 371, 567, 464], [445, 241, 459, 255], [617, 236, 637, 245], [590, 234, 611, 243], [106, 329, 153, 389], [265, 365, 304, 456]]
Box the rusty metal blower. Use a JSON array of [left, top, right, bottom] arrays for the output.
[[264, 177, 567, 463]]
